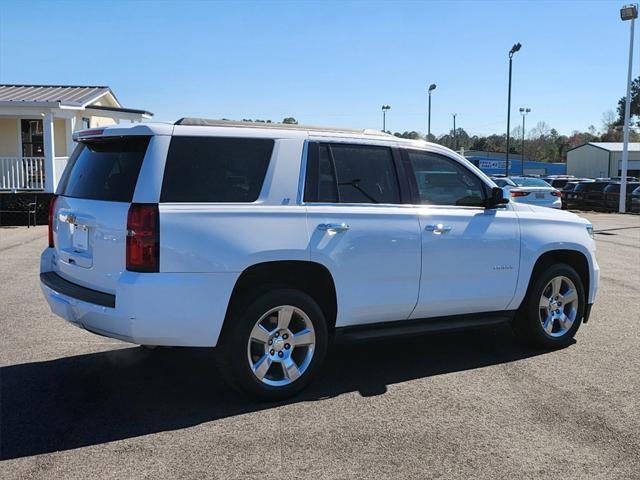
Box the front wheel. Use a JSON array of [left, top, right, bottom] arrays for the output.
[[217, 289, 328, 401], [513, 263, 585, 348]]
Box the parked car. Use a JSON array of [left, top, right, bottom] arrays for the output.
[[40, 119, 599, 400], [631, 185, 640, 213], [506, 176, 562, 209], [603, 182, 640, 211], [561, 179, 594, 210], [581, 181, 614, 210], [490, 176, 516, 194], [543, 175, 577, 189]]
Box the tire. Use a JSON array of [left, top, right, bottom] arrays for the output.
[[512, 263, 585, 348], [216, 288, 328, 401]]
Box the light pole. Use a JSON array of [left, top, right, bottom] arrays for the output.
[[452, 113, 458, 150], [619, 4, 637, 213], [428, 83, 436, 139], [382, 104, 391, 132], [519, 107, 531, 175], [505, 42, 522, 176]]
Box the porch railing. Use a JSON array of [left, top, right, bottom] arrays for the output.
[[0, 157, 46, 191]]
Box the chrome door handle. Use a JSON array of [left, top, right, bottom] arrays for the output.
[[318, 223, 350, 233], [425, 223, 452, 234]]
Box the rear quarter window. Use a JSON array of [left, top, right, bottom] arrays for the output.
[[160, 137, 274, 202], [58, 136, 150, 202]]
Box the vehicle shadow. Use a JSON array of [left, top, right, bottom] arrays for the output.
[[0, 325, 556, 460]]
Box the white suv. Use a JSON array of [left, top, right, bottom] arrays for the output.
[[40, 119, 599, 400]]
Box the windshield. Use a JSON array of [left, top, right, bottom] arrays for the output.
[[510, 177, 551, 187]]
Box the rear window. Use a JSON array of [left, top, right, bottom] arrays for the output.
[[161, 137, 274, 202], [607, 182, 640, 192], [58, 136, 150, 202], [511, 177, 551, 187]]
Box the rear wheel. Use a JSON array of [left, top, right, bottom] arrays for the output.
[[217, 289, 328, 400], [513, 263, 585, 348]]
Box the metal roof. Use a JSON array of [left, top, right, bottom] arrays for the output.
[[588, 142, 640, 152], [175, 117, 394, 137], [0, 84, 117, 107], [568, 142, 640, 153]]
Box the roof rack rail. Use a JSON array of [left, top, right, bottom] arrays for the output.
[[174, 117, 394, 136]]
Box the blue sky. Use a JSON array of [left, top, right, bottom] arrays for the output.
[[0, 0, 636, 136]]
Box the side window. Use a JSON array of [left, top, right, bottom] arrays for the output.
[[317, 144, 338, 203], [161, 136, 274, 202], [406, 150, 485, 207], [305, 143, 400, 204]]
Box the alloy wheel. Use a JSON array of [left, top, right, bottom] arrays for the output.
[[538, 275, 579, 338], [246, 305, 316, 387]]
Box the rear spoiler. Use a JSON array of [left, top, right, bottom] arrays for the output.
[[72, 124, 172, 141]]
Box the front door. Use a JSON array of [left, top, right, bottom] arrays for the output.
[[403, 149, 520, 319], [304, 142, 421, 327]]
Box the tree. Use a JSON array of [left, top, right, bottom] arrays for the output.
[[393, 131, 424, 140], [282, 117, 298, 124], [615, 76, 640, 127]]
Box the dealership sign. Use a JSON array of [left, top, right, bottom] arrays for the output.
[[479, 160, 506, 169]]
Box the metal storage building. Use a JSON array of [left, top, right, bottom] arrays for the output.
[[566, 142, 640, 178]]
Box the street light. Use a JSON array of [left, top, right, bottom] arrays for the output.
[[619, 3, 637, 213], [505, 42, 522, 176], [519, 107, 531, 175], [381, 104, 391, 132], [428, 83, 437, 139], [452, 113, 458, 150]]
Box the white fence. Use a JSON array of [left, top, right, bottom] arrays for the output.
[[0, 157, 45, 191]]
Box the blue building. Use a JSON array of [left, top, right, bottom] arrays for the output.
[[463, 150, 567, 177]]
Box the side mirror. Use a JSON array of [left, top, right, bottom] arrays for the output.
[[486, 186, 509, 208]]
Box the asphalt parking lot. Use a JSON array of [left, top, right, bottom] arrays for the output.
[[1, 212, 639, 480]]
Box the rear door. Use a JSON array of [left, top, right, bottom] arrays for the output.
[[304, 141, 421, 327], [52, 135, 152, 293]]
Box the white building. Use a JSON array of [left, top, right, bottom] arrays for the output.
[[0, 84, 152, 193], [566, 142, 640, 179]]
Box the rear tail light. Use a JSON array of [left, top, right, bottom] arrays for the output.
[[126, 203, 159, 272], [48, 195, 57, 248], [510, 190, 530, 197], [551, 190, 562, 197]]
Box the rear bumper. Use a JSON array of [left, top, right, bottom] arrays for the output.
[[40, 248, 238, 346]]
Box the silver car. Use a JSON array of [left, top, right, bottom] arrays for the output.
[[492, 176, 562, 209]]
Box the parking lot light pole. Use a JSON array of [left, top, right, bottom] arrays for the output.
[[505, 42, 522, 176], [382, 104, 391, 132], [520, 107, 531, 175], [619, 4, 637, 213], [452, 113, 458, 150], [428, 84, 436, 139]]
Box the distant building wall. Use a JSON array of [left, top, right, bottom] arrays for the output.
[[53, 119, 67, 157], [464, 151, 566, 176], [611, 150, 640, 177], [567, 145, 610, 178], [0, 118, 19, 156]]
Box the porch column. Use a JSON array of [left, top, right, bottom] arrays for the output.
[[65, 116, 76, 157], [43, 112, 56, 194]]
